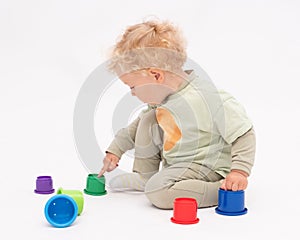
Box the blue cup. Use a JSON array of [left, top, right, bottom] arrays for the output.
[[215, 189, 247, 216], [44, 194, 78, 228]]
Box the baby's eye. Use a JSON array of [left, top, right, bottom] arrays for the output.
[[130, 86, 135, 90]]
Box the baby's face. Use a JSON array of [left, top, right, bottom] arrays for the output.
[[119, 69, 174, 104]]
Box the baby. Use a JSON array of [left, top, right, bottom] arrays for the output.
[[98, 19, 256, 209]]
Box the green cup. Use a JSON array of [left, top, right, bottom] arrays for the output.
[[84, 174, 107, 196], [57, 188, 84, 215]]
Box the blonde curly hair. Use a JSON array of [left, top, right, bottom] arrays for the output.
[[108, 19, 187, 75]]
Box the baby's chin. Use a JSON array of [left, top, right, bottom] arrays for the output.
[[147, 102, 161, 107], [139, 97, 166, 105], [135, 86, 175, 105]]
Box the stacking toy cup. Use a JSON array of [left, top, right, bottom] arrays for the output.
[[34, 176, 55, 194], [171, 198, 199, 224], [215, 189, 248, 216], [57, 188, 84, 215], [44, 194, 78, 228], [84, 174, 107, 196]]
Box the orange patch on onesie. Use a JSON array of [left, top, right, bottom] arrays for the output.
[[156, 108, 182, 151]]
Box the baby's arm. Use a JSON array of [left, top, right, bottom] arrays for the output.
[[221, 128, 256, 191], [106, 117, 140, 158], [98, 117, 140, 177]]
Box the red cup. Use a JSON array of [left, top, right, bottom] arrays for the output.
[[171, 198, 199, 224]]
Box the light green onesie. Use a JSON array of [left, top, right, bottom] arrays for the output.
[[107, 70, 255, 209]]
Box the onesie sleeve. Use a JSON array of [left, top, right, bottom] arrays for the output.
[[231, 128, 256, 176], [106, 117, 140, 158], [214, 92, 253, 144]]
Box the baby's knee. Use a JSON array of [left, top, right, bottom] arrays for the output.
[[144, 177, 174, 209]]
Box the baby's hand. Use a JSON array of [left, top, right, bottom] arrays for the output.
[[97, 152, 120, 177], [220, 170, 248, 191]]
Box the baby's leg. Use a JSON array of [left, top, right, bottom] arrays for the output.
[[144, 162, 223, 209], [109, 109, 163, 191], [109, 172, 153, 191]]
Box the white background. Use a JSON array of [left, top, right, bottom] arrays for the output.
[[1, 0, 300, 239]]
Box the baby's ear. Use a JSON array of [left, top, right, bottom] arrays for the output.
[[148, 68, 165, 83]]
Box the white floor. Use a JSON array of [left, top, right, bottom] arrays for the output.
[[3, 170, 300, 240], [1, 1, 300, 239]]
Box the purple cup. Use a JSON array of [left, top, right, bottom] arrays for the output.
[[34, 176, 55, 194]]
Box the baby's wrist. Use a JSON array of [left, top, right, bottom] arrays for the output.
[[231, 169, 249, 177], [106, 151, 121, 159]]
